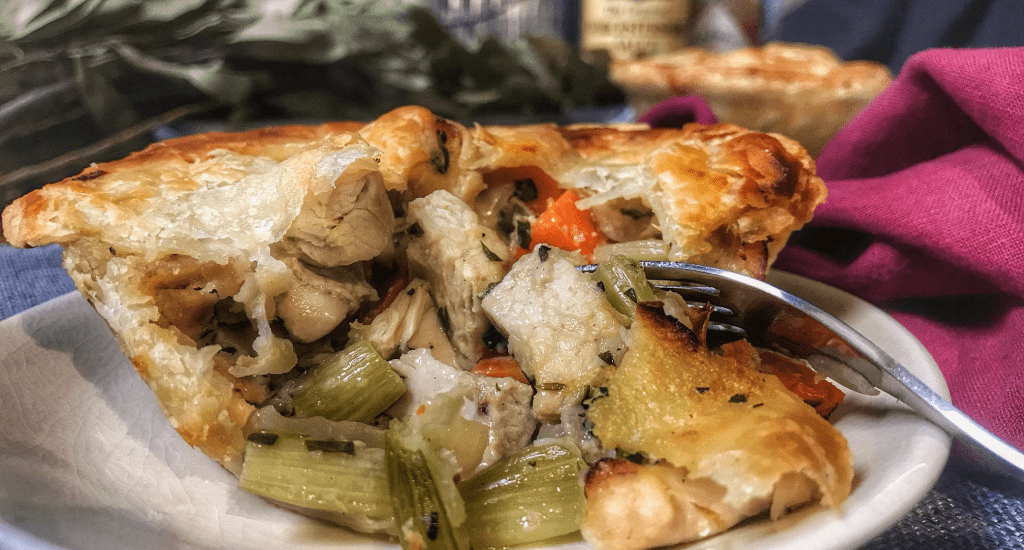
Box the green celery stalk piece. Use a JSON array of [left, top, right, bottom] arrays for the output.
[[239, 432, 392, 520], [593, 254, 659, 321], [458, 440, 587, 549], [593, 239, 670, 263], [292, 338, 406, 422], [385, 421, 470, 550]]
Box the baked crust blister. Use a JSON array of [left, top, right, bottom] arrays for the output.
[[1, 105, 842, 548], [610, 42, 893, 156]]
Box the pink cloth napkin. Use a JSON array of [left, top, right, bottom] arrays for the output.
[[641, 47, 1024, 451]]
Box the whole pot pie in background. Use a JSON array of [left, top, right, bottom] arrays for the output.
[[611, 42, 893, 156], [1, 105, 849, 550]]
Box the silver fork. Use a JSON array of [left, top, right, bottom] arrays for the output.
[[583, 260, 1024, 481]]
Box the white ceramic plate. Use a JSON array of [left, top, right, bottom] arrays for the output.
[[0, 272, 951, 550]]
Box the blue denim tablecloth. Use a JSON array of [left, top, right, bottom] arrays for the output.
[[2, 243, 1023, 548]]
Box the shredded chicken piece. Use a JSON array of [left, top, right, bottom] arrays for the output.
[[275, 257, 377, 343], [349, 278, 457, 365]]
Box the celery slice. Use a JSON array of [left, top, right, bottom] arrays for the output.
[[592, 239, 670, 263], [458, 440, 587, 549], [239, 431, 392, 520], [385, 421, 470, 550], [593, 254, 659, 321], [292, 338, 406, 422]]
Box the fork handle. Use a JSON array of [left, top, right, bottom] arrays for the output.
[[876, 356, 1024, 482]]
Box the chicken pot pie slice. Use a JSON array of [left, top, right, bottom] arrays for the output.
[[2, 104, 839, 549]]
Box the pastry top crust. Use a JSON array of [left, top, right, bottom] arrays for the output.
[[589, 303, 852, 505], [2, 122, 363, 249], [469, 122, 581, 181], [559, 122, 825, 276], [5, 106, 825, 276], [610, 42, 892, 156]]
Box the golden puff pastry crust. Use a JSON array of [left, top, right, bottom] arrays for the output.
[[558, 122, 826, 277], [610, 42, 893, 156], [2, 122, 362, 249]]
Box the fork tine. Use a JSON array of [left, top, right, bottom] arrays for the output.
[[707, 322, 747, 338], [653, 280, 747, 337], [649, 282, 735, 318], [649, 281, 720, 297], [694, 304, 737, 317]]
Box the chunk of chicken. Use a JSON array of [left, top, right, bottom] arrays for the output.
[[277, 150, 395, 268], [275, 257, 377, 343], [348, 278, 457, 365], [404, 190, 509, 369], [481, 246, 624, 421]]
